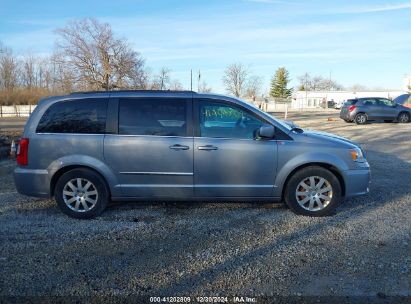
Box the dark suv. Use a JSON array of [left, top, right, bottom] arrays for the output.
[[340, 97, 411, 124]]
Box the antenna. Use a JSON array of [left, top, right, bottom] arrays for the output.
[[198, 70, 201, 92], [190, 69, 193, 91]]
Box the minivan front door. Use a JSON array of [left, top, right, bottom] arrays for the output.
[[193, 99, 277, 197], [104, 97, 193, 198]]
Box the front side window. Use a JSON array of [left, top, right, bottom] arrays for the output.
[[377, 98, 394, 107], [119, 98, 187, 136], [199, 101, 265, 139], [36, 99, 107, 134]]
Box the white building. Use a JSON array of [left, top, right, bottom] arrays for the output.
[[292, 90, 406, 109]]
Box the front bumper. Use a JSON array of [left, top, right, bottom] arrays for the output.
[[14, 167, 51, 198], [343, 168, 371, 198]]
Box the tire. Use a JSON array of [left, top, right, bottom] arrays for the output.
[[398, 112, 410, 123], [284, 166, 342, 217], [354, 113, 367, 125], [54, 168, 109, 219]]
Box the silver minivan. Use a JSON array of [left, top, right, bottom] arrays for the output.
[[14, 91, 370, 218]]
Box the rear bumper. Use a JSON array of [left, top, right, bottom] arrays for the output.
[[339, 112, 353, 121], [343, 168, 371, 198], [14, 167, 51, 198]]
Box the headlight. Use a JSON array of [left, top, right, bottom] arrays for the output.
[[350, 147, 366, 162]]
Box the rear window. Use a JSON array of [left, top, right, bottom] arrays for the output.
[[344, 99, 357, 105], [119, 98, 187, 136], [36, 99, 108, 134]]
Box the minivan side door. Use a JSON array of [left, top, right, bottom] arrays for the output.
[[193, 98, 278, 197], [104, 97, 193, 198]]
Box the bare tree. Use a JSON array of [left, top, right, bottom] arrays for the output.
[[170, 79, 183, 90], [49, 52, 76, 93], [245, 76, 262, 100], [297, 73, 343, 91], [198, 81, 212, 93], [0, 47, 19, 91], [222, 63, 249, 97], [151, 67, 171, 90], [21, 55, 39, 89], [349, 84, 368, 92], [55, 18, 145, 90]]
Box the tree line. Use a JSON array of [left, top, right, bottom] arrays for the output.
[[0, 18, 346, 105]]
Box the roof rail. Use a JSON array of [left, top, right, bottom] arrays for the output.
[[70, 89, 196, 95]]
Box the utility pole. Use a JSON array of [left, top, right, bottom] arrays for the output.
[[190, 69, 192, 91]]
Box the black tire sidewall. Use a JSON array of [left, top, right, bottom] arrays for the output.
[[55, 168, 109, 219], [284, 166, 342, 217]]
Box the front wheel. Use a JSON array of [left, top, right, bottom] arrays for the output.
[[398, 112, 410, 123], [55, 168, 109, 219], [284, 166, 342, 216]]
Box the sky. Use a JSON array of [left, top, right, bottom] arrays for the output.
[[0, 0, 410, 93]]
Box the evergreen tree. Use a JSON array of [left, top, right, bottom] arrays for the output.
[[270, 67, 293, 99]]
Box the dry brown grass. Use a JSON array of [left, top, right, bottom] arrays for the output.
[[0, 88, 54, 106]]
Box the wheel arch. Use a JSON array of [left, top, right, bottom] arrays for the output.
[[279, 162, 346, 201], [50, 165, 113, 197], [355, 112, 368, 118], [47, 155, 120, 197]]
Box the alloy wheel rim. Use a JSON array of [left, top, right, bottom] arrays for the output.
[[357, 115, 365, 123], [63, 178, 98, 212], [295, 176, 333, 211], [399, 114, 408, 123]]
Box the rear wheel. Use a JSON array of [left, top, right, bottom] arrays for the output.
[[355, 113, 367, 125], [284, 166, 342, 216], [398, 112, 410, 123], [55, 168, 109, 219]]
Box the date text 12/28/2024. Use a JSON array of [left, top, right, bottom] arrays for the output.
[[149, 296, 257, 303]]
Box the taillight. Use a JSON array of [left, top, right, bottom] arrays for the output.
[[348, 105, 356, 112], [16, 138, 29, 166]]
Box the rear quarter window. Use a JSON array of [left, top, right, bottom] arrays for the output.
[[36, 99, 108, 134]]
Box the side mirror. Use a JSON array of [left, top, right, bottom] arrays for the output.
[[258, 125, 275, 139]]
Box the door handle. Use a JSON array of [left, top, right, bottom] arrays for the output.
[[169, 144, 190, 150], [198, 145, 218, 151]]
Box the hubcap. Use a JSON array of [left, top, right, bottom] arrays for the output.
[[357, 115, 365, 123], [399, 114, 408, 123], [295, 176, 333, 211], [63, 178, 98, 212]]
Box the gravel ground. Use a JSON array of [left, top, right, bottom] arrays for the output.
[[0, 113, 410, 302]]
